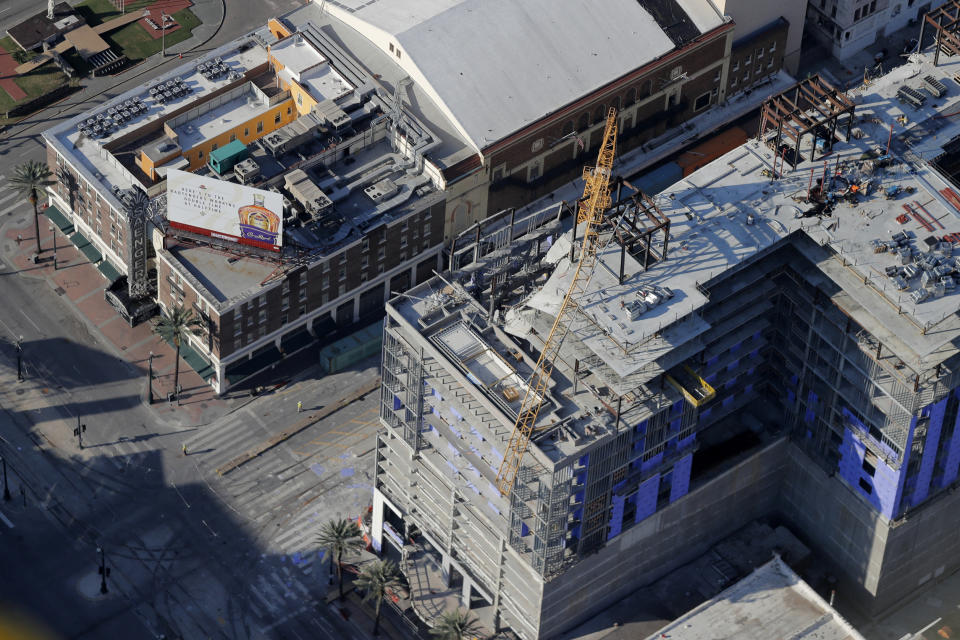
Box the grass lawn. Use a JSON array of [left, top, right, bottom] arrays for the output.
[[75, 0, 201, 62], [0, 35, 71, 119], [107, 8, 201, 61], [74, 0, 156, 27]]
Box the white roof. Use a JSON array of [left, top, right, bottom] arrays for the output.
[[646, 556, 865, 640], [324, 0, 724, 150]]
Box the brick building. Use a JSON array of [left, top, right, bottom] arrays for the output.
[[42, 0, 791, 393]]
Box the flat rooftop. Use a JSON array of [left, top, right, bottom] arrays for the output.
[[520, 53, 960, 378], [169, 244, 278, 304], [645, 556, 864, 640], [172, 85, 269, 150]]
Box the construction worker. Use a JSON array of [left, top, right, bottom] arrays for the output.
[[181, 443, 187, 456], [297, 400, 303, 413]]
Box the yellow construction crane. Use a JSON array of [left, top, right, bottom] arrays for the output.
[[495, 108, 618, 496]]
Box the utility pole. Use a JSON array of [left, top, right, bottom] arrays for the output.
[[15, 336, 23, 382], [147, 351, 155, 404], [1, 456, 10, 502], [97, 546, 110, 594], [74, 416, 87, 449]]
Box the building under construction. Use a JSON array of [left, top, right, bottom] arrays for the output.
[[371, 50, 960, 640]]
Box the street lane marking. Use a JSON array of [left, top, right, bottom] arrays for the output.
[[0, 191, 17, 206], [0, 202, 21, 217], [0, 510, 14, 528]]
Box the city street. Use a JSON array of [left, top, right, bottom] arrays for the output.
[[0, 1, 414, 638]]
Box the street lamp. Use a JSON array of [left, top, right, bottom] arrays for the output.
[[1, 456, 10, 502], [96, 546, 110, 594], [147, 351, 155, 405], [49, 224, 57, 270], [15, 335, 23, 382], [74, 416, 87, 449], [160, 11, 172, 57]]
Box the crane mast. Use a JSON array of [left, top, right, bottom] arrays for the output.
[[495, 108, 618, 496]]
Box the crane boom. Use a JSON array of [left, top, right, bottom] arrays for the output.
[[495, 108, 618, 496]]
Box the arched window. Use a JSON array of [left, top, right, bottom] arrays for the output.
[[561, 120, 575, 137], [594, 105, 606, 124], [611, 96, 621, 112], [625, 87, 637, 106], [578, 112, 590, 131]]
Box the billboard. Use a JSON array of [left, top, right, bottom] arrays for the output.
[[166, 169, 283, 251]]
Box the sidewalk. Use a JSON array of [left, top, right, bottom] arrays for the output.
[[2, 215, 228, 426]]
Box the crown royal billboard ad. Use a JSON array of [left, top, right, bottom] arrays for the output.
[[166, 169, 283, 251]]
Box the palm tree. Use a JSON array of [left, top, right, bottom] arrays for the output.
[[354, 559, 402, 637], [10, 160, 54, 255], [11, 49, 30, 64], [152, 304, 202, 401], [430, 608, 484, 640], [316, 518, 363, 601]]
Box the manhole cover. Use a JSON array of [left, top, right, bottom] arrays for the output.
[[54, 287, 66, 296]]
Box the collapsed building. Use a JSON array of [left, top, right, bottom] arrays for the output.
[[371, 52, 960, 639]]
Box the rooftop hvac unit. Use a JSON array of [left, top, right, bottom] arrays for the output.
[[364, 178, 399, 203]]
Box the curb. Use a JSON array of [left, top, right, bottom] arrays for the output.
[[0, 0, 227, 140], [215, 377, 381, 475]]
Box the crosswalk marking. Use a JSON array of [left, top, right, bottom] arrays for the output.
[[0, 201, 23, 217], [0, 191, 18, 206]]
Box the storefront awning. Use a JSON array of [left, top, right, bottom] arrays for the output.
[[97, 259, 122, 284], [44, 204, 74, 235], [69, 231, 102, 264]]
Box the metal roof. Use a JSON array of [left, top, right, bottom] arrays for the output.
[[324, 0, 725, 150]]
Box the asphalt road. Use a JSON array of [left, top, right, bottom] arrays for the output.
[[0, 1, 406, 638]]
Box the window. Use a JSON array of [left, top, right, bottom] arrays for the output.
[[257, 121, 264, 133], [212, 143, 218, 151], [389, 42, 394, 53], [528, 162, 541, 182], [755, 47, 763, 59], [854, 7, 860, 19], [258, 325, 266, 337], [767, 58, 774, 69], [297, 93, 303, 106], [230, 133, 237, 142], [338, 266, 346, 280], [300, 285, 308, 301], [745, 54, 751, 65], [244, 127, 249, 137], [711, 87, 719, 98], [713, 68, 721, 83], [858, 477, 873, 494], [282, 280, 290, 294], [732, 61, 739, 72], [870, 0, 876, 11], [259, 294, 267, 307], [594, 105, 605, 123], [258, 309, 267, 324], [396, 50, 401, 60], [845, 31, 850, 40], [831, 6, 837, 17], [281, 312, 288, 325], [625, 87, 636, 106], [281, 295, 290, 310], [275, 112, 281, 124], [693, 92, 711, 112], [299, 304, 307, 315], [287, 106, 292, 115], [769, 41, 777, 53], [532, 137, 545, 152], [578, 112, 590, 131], [756, 63, 762, 74], [731, 76, 738, 87], [669, 65, 683, 80]]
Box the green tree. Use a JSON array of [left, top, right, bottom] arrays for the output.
[[152, 304, 202, 401], [354, 559, 402, 637], [429, 608, 484, 640], [316, 518, 363, 601], [11, 49, 30, 64], [10, 160, 54, 255]]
